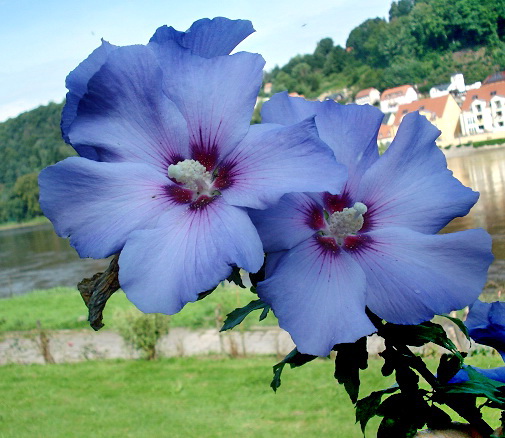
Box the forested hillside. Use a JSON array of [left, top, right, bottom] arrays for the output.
[[1, 0, 504, 223], [265, 0, 505, 99], [0, 102, 73, 222]]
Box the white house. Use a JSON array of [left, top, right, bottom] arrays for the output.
[[430, 73, 466, 98], [460, 82, 505, 136], [355, 87, 380, 105], [380, 85, 418, 113], [430, 73, 481, 98]]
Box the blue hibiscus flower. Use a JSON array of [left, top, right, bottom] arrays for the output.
[[39, 19, 346, 315], [250, 92, 494, 356], [450, 300, 505, 384]]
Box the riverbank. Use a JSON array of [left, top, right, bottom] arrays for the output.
[[441, 142, 505, 158], [0, 215, 49, 231]]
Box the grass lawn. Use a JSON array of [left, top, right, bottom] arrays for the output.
[[0, 284, 277, 333], [1, 354, 504, 438]]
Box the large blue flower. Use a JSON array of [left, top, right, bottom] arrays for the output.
[[39, 19, 346, 314], [450, 300, 505, 384], [250, 92, 493, 356]]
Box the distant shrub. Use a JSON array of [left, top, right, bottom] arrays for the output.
[[115, 308, 170, 360]]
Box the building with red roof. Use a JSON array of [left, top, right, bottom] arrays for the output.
[[460, 82, 505, 136], [394, 94, 461, 143], [380, 85, 418, 113], [355, 87, 380, 106]]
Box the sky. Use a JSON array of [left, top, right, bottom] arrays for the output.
[[0, 0, 392, 122]]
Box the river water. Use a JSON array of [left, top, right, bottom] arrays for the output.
[[0, 146, 504, 298]]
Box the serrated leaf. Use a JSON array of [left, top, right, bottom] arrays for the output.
[[270, 348, 316, 392], [355, 386, 399, 432], [441, 313, 470, 341], [220, 299, 269, 332], [382, 321, 462, 359], [227, 266, 246, 288], [426, 405, 452, 430], [259, 305, 270, 321], [443, 366, 505, 406], [334, 337, 368, 403], [377, 416, 418, 438], [437, 353, 464, 384]]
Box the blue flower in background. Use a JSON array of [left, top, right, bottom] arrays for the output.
[[39, 19, 346, 315], [250, 92, 494, 356], [450, 300, 505, 384]]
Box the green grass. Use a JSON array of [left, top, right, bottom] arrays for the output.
[[0, 354, 504, 438], [0, 284, 277, 333]]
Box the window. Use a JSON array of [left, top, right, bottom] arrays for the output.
[[475, 104, 481, 112], [497, 101, 502, 109], [478, 125, 484, 130], [477, 115, 482, 121], [472, 95, 478, 100], [491, 91, 497, 96], [497, 111, 503, 117], [499, 121, 504, 127]]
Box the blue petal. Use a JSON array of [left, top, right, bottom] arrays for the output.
[[249, 192, 325, 252], [159, 47, 265, 163], [119, 199, 264, 314], [257, 237, 376, 356], [62, 40, 116, 147], [68, 45, 190, 171], [149, 17, 254, 58], [38, 157, 173, 259], [356, 112, 479, 234], [466, 301, 505, 359], [353, 227, 493, 324], [220, 120, 346, 209], [261, 92, 383, 194], [449, 366, 505, 384]]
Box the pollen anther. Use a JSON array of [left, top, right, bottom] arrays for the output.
[[168, 159, 212, 193], [327, 202, 367, 245]]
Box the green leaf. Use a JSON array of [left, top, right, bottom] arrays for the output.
[[442, 366, 505, 406], [220, 299, 269, 332], [425, 405, 452, 431], [227, 266, 246, 288], [355, 386, 399, 433], [377, 415, 418, 438], [259, 305, 270, 321], [334, 337, 368, 403], [441, 314, 470, 341], [381, 321, 462, 359], [270, 348, 317, 392], [437, 353, 464, 384]]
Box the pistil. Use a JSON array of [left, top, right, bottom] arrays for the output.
[[326, 202, 367, 245]]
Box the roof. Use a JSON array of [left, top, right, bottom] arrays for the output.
[[461, 82, 505, 111], [394, 95, 450, 125], [355, 87, 378, 99], [431, 83, 450, 92], [378, 124, 394, 140], [381, 85, 414, 100], [483, 71, 505, 85]]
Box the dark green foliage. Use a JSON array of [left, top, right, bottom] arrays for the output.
[[0, 101, 73, 222], [270, 348, 317, 392], [220, 298, 270, 332], [334, 337, 368, 403], [267, 0, 505, 98], [350, 314, 503, 437]]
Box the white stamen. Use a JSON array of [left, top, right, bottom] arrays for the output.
[[327, 202, 367, 244], [167, 159, 212, 192]]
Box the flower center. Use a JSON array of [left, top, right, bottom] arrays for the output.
[[168, 159, 213, 194], [326, 202, 367, 245]]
